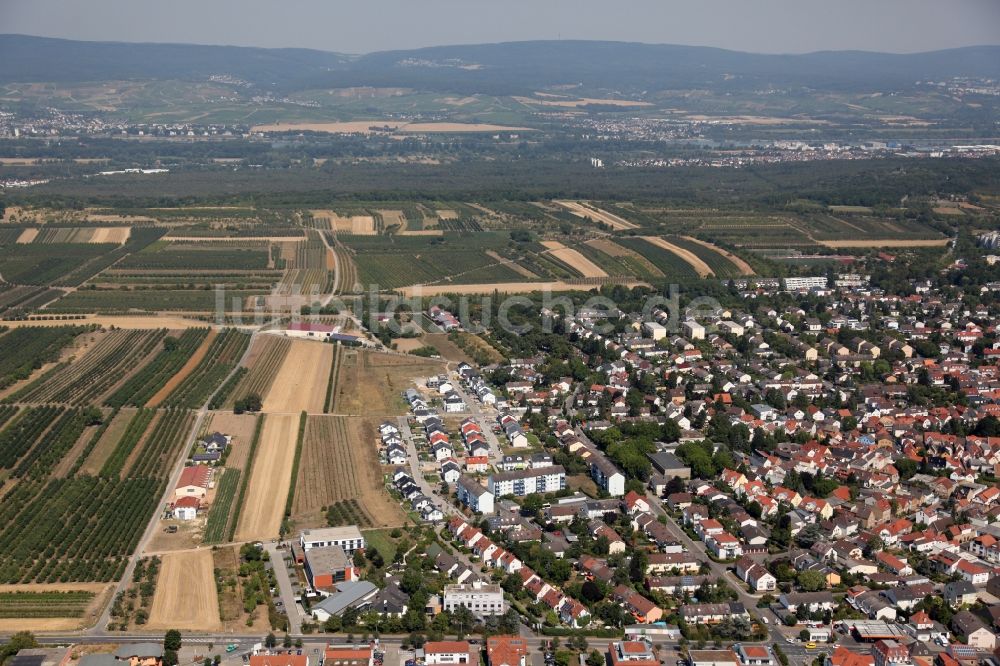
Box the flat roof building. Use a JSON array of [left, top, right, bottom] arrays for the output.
[[300, 526, 365, 554]]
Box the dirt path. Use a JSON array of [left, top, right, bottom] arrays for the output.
[[681, 236, 756, 276], [641, 236, 715, 277], [540, 240, 608, 278], [262, 340, 334, 413], [234, 414, 299, 541], [146, 550, 221, 630], [145, 330, 217, 407]]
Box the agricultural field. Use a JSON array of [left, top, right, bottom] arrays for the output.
[[0, 325, 89, 390], [0, 583, 109, 631], [342, 232, 527, 289], [331, 349, 445, 416], [234, 413, 298, 541], [553, 200, 639, 230], [578, 239, 663, 279], [615, 237, 701, 279], [223, 335, 291, 409], [202, 467, 241, 544], [540, 240, 606, 278], [292, 416, 406, 529], [261, 339, 334, 414], [8, 329, 167, 405], [105, 328, 210, 407], [146, 550, 221, 631], [18, 227, 132, 244], [119, 241, 270, 270], [157, 328, 251, 408]]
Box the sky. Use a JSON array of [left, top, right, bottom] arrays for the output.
[[1, 0, 998, 54]]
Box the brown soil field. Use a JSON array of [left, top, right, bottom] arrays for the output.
[[392, 337, 428, 353], [681, 236, 756, 276], [15, 228, 39, 243], [253, 121, 533, 134], [553, 201, 638, 230], [146, 329, 217, 407], [77, 408, 138, 475], [399, 280, 648, 297], [147, 550, 221, 630], [332, 349, 444, 416], [933, 207, 965, 216], [292, 415, 406, 529], [484, 250, 538, 278], [541, 240, 608, 278], [261, 339, 334, 413], [818, 238, 950, 248], [234, 413, 299, 541], [641, 236, 715, 277], [436, 209, 459, 220]]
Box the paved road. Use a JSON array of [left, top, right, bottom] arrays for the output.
[[397, 415, 461, 519], [640, 489, 783, 645], [447, 379, 503, 462], [264, 542, 303, 634]]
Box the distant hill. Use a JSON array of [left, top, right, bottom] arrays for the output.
[[2, 34, 999, 95]]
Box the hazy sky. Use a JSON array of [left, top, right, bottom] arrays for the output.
[[2, 0, 998, 54]]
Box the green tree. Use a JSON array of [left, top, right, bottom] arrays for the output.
[[797, 570, 826, 592], [264, 633, 277, 649], [164, 630, 182, 651], [587, 651, 606, 666]]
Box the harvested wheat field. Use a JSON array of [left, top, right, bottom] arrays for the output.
[[88, 227, 132, 244], [641, 237, 715, 277], [541, 240, 608, 278], [399, 280, 648, 297], [554, 201, 638, 230], [819, 238, 950, 248], [147, 550, 221, 630], [15, 228, 39, 244], [234, 413, 299, 541], [332, 350, 444, 416], [292, 415, 406, 529], [146, 330, 217, 407], [681, 236, 756, 275], [262, 339, 333, 413], [516, 95, 653, 108]]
